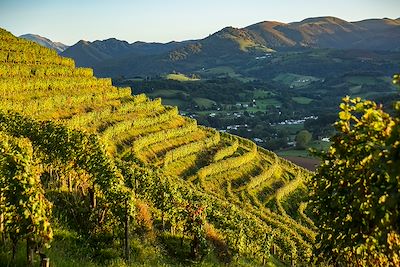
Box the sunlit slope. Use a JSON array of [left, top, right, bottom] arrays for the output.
[[0, 28, 315, 263]]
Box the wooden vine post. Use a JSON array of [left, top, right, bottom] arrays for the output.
[[39, 253, 50, 267], [0, 207, 4, 244], [262, 232, 267, 266], [26, 238, 34, 266], [41, 258, 50, 267], [124, 198, 130, 262], [89, 186, 96, 209], [161, 190, 165, 231]]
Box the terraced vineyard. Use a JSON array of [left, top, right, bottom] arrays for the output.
[[0, 28, 315, 265]]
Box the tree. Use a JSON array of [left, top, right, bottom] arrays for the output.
[[295, 130, 312, 149], [309, 74, 400, 266]]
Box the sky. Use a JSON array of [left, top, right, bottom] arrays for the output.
[[0, 0, 398, 45]]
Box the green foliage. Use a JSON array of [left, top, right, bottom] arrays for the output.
[[295, 130, 312, 149], [183, 204, 209, 260], [0, 111, 137, 251], [197, 139, 257, 179], [213, 133, 239, 162], [0, 112, 124, 197], [166, 73, 200, 81], [0, 132, 52, 256], [273, 73, 321, 89], [291, 96, 313, 105], [310, 95, 400, 265], [393, 74, 400, 85], [132, 119, 197, 155], [164, 128, 220, 165]]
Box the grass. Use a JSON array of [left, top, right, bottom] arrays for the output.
[[161, 98, 188, 109], [194, 110, 226, 116], [0, 231, 174, 267], [349, 85, 362, 94], [253, 87, 308, 107], [276, 140, 331, 159], [353, 91, 393, 100], [204, 66, 236, 75], [202, 66, 254, 82], [236, 38, 256, 52], [253, 90, 276, 98], [273, 73, 320, 88], [275, 141, 328, 170], [193, 98, 216, 108], [0, 240, 31, 267], [246, 99, 282, 112], [0, 228, 98, 267], [148, 90, 189, 99], [234, 38, 273, 53], [275, 142, 324, 172], [0, 230, 275, 267], [277, 140, 331, 157], [291, 97, 313, 105], [310, 140, 331, 151], [276, 149, 311, 158], [273, 123, 304, 135], [165, 73, 199, 82], [345, 75, 380, 85]]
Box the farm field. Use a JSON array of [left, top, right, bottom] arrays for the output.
[[273, 73, 321, 88], [281, 156, 320, 171], [166, 73, 200, 81], [291, 97, 313, 105]]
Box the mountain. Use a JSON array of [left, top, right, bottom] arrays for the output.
[[61, 16, 400, 77], [1, 27, 314, 265], [19, 33, 69, 53], [246, 16, 400, 50], [62, 38, 188, 68]]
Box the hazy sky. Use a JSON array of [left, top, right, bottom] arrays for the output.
[[0, 0, 398, 45]]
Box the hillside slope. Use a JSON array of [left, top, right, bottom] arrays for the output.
[[60, 16, 400, 77], [0, 28, 315, 265], [61, 38, 187, 68], [19, 33, 69, 53]]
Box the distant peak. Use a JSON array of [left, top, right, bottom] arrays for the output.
[[249, 20, 287, 27], [20, 33, 40, 38], [77, 40, 91, 45], [20, 33, 52, 42], [19, 33, 69, 53], [222, 26, 236, 30], [296, 16, 347, 24], [215, 26, 244, 35], [101, 37, 127, 43]]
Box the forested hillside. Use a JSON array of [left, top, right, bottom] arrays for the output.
[[60, 16, 400, 78], [0, 28, 314, 266]]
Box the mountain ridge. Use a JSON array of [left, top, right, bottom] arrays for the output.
[[57, 16, 400, 77], [19, 33, 69, 53]]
